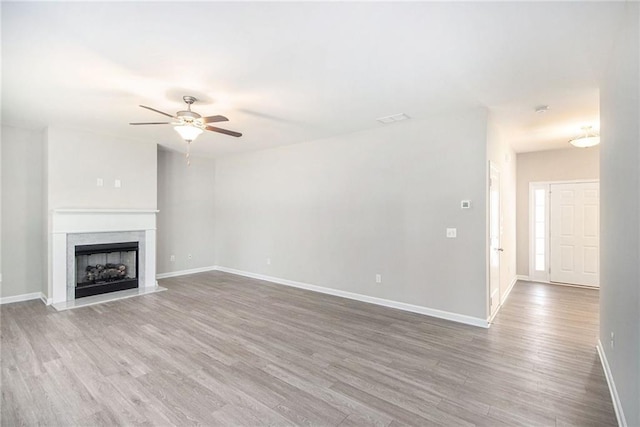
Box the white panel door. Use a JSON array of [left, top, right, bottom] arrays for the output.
[[549, 182, 599, 287]]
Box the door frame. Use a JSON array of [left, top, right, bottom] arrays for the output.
[[488, 162, 501, 319], [528, 179, 599, 283]]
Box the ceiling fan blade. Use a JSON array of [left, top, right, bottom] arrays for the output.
[[205, 125, 242, 137], [139, 105, 175, 118], [129, 122, 171, 125], [202, 115, 229, 124]]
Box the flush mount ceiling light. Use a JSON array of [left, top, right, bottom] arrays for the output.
[[535, 105, 550, 114], [569, 126, 600, 148]]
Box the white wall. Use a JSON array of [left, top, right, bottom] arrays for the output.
[[599, 3, 639, 426], [156, 149, 216, 274], [515, 147, 600, 276], [487, 117, 517, 305], [1, 126, 45, 298], [214, 109, 489, 320], [46, 127, 157, 210]]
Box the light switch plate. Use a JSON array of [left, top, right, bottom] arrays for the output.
[[446, 228, 457, 238]]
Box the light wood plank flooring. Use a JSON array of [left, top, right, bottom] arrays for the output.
[[1, 272, 616, 426]]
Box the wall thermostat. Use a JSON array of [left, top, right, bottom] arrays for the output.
[[461, 200, 471, 209]]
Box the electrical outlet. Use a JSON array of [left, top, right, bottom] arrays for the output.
[[375, 274, 382, 284], [267, 258, 271, 265], [114, 179, 121, 188], [170, 255, 175, 262], [188, 254, 193, 260], [446, 228, 457, 238], [96, 178, 104, 187]]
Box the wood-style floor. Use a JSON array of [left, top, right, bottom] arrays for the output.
[[1, 272, 616, 426]]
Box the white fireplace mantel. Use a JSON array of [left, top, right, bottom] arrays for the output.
[[49, 209, 159, 306], [51, 209, 160, 234]]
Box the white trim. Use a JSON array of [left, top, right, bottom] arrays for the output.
[[527, 179, 599, 185], [156, 266, 217, 279], [40, 294, 52, 305], [549, 281, 600, 290], [1, 292, 46, 305], [516, 274, 530, 281], [502, 275, 518, 305], [520, 276, 600, 290], [51, 209, 157, 234], [488, 161, 501, 322], [596, 340, 627, 427], [214, 266, 489, 328], [53, 209, 159, 214], [488, 275, 518, 324]]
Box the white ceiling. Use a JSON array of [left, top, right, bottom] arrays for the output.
[[1, 2, 625, 157]]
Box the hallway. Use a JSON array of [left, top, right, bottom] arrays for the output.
[[486, 281, 615, 425]]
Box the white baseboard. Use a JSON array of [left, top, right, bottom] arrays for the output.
[[488, 275, 519, 324], [156, 266, 217, 279], [524, 278, 600, 291], [596, 340, 627, 427], [214, 266, 489, 328], [516, 274, 529, 281], [503, 275, 518, 304], [1, 292, 47, 305]]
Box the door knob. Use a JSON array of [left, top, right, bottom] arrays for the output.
[[496, 248, 504, 252]]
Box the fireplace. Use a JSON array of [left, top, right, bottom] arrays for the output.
[[49, 209, 159, 309], [75, 241, 139, 298]]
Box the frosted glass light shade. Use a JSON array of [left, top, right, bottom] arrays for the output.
[[569, 126, 600, 148], [569, 136, 600, 148], [174, 125, 203, 142]]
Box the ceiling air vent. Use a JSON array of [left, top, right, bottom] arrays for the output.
[[376, 113, 411, 124]]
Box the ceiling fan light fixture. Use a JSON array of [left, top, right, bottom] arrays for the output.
[[174, 124, 203, 142], [569, 126, 600, 148]]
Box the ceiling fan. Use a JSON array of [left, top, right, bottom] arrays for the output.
[[130, 95, 242, 141]]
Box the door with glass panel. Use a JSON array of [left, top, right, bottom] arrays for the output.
[[531, 186, 548, 279]]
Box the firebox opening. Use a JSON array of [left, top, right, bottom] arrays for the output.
[[75, 241, 139, 298]]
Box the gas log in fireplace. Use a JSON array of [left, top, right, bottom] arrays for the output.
[[75, 242, 139, 298]]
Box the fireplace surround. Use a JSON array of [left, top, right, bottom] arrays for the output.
[[49, 209, 159, 309]]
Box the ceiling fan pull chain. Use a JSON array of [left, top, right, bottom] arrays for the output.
[[186, 141, 191, 166]]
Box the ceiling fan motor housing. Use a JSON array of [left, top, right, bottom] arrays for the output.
[[178, 96, 202, 122], [177, 110, 202, 120]]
